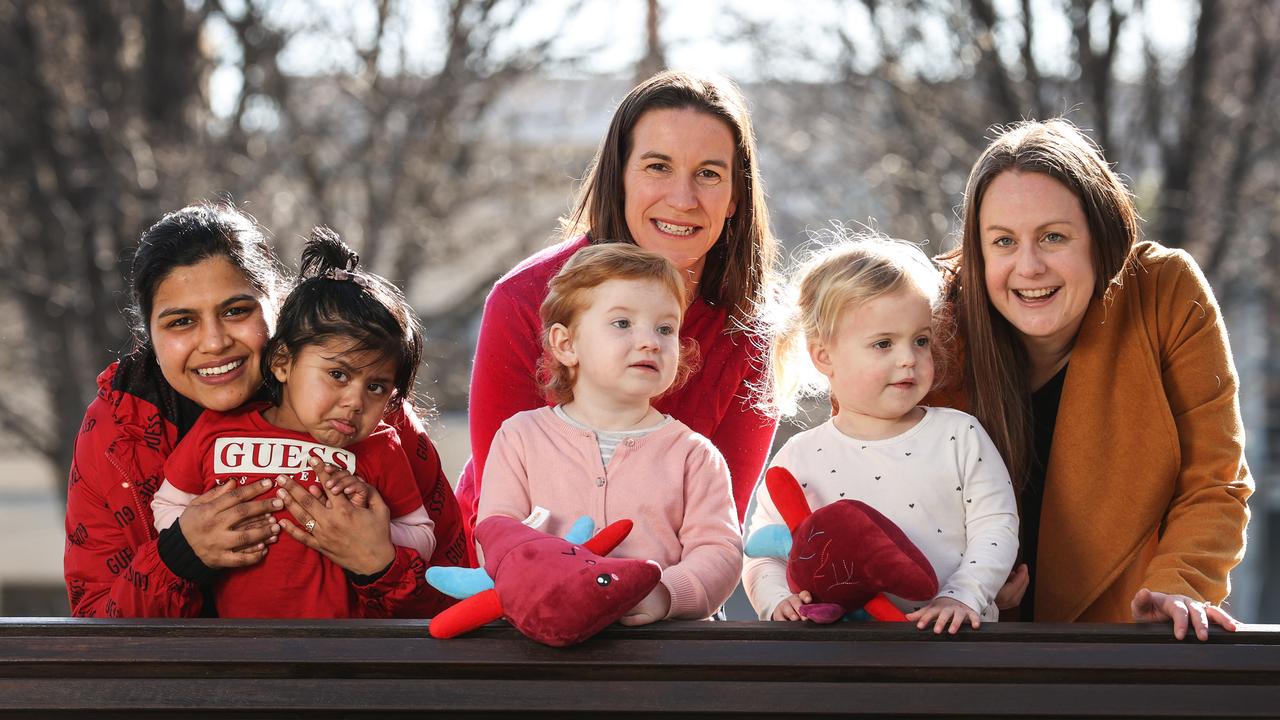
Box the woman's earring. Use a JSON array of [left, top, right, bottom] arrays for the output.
[[722, 216, 734, 241]]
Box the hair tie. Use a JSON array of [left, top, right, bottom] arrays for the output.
[[323, 268, 371, 289]]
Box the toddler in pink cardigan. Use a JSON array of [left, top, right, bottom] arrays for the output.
[[477, 243, 744, 624]]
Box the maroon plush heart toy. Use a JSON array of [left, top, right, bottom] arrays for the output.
[[748, 466, 938, 623]]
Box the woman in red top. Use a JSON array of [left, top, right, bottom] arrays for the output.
[[63, 203, 465, 617], [458, 71, 779, 539]]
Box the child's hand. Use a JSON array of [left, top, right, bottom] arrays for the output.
[[906, 597, 980, 634], [770, 591, 814, 621], [619, 583, 672, 626], [308, 458, 371, 508]]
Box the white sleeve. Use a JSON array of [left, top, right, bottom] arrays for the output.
[[151, 480, 198, 532], [389, 505, 436, 559], [937, 417, 1020, 614], [741, 443, 796, 621]]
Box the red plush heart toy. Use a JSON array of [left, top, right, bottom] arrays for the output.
[[428, 516, 661, 646], [760, 466, 938, 623]]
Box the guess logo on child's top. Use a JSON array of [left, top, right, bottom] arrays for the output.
[[213, 437, 357, 476]]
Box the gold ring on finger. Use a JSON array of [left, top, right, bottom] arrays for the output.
[[304, 518, 316, 533]]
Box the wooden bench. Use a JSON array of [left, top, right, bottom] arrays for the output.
[[1, 618, 1278, 717]]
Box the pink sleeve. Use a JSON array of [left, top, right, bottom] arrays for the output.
[[370, 436, 436, 559], [475, 422, 534, 528], [661, 440, 744, 620], [465, 282, 546, 520], [709, 350, 778, 523], [150, 481, 197, 532]]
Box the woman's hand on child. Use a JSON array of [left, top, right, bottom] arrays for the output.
[[771, 591, 814, 621], [309, 460, 372, 508], [906, 597, 981, 634], [1131, 588, 1239, 641], [181, 478, 282, 568], [274, 469, 396, 576], [619, 583, 672, 626], [994, 563, 1029, 610]]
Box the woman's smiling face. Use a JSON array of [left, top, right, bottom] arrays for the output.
[[979, 170, 1096, 352], [622, 107, 738, 289], [148, 255, 271, 411]]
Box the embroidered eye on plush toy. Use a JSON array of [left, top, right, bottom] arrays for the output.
[[427, 515, 661, 647], [745, 466, 939, 623]]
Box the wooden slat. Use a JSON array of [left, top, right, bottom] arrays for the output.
[[0, 680, 1278, 717], [0, 619, 1277, 717]]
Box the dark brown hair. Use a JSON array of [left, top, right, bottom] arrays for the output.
[[939, 119, 1139, 487], [263, 227, 424, 411], [129, 203, 284, 345], [562, 70, 776, 329]]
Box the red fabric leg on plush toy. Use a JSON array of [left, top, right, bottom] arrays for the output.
[[864, 593, 908, 622], [764, 467, 813, 532], [428, 589, 504, 639], [583, 519, 632, 555]]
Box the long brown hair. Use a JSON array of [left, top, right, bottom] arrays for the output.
[[561, 70, 776, 329], [939, 119, 1139, 487]]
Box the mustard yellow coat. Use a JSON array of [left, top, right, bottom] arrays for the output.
[[943, 242, 1253, 622]]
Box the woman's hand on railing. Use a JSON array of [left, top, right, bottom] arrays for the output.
[[274, 464, 396, 577], [1131, 587, 1239, 641]]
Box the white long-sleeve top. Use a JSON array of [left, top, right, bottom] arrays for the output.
[[743, 407, 1019, 621]]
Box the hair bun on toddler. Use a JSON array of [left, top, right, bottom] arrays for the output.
[[300, 226, 361, 279], [261, 226, 425, 412]]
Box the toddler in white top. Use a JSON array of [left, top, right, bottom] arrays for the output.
[[744, 234, 1019, 633]]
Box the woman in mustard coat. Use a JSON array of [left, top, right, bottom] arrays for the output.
[[935, 119, 1253, 639]]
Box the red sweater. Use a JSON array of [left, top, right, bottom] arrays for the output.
[[458, 236, 777, 534], [63, 353, 468, 618], [163, 406, 423, 618]]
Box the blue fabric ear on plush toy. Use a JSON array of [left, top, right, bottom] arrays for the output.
[[563, 515, 595, 545], [426, 515, 661, 647], [426, 566, 495, 600], [744, 523, 792, 559]]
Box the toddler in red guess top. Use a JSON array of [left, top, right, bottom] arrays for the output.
[[152, 229, 434, 617]]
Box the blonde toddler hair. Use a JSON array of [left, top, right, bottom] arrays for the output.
[[770, 232, 945, 417]]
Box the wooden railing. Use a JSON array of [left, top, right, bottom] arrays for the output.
[[1, 618, 1278, 717]]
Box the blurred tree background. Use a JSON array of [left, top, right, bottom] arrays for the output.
[[0, 0, 1276, 618]]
